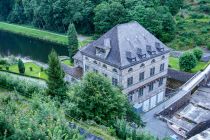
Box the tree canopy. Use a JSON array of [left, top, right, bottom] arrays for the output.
[[0, 0, 182, 43], [179, 52, 197, 72], [66, 72, 141, 126]]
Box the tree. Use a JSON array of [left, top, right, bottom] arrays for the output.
[[94, 1, 127, 34], [193, 47, 203, 61], [67, 72, 141, 126], [67, 23, 79, 61], [179, 52, 197, 72], [18, 59, 25, 74], [47, 49, 67, 100]]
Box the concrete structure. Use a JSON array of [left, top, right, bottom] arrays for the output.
[[188, 128, 210, 140], [69, 21, 170, 112]]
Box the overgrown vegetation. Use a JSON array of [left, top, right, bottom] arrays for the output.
[[168, 0, 210, 50]]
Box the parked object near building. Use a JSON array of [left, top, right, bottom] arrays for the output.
[[69, 21, 170, 112]]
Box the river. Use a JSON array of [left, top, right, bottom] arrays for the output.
[[0, 31, 69, 63]]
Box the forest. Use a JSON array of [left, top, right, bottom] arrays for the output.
[[0, 0, 183, 43]]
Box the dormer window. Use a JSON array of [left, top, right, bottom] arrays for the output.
[[95, 38, 111, 59], [155, 42, 164, 52], [137, 48, 146, 59], [146, 45, 156, 55], [126, 51, 136, 62]]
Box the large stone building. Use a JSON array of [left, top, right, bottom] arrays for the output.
[[68, 21, 170, 112]]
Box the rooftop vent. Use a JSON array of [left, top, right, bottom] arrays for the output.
[[137, 48, 146, 59], [146, 45, 156, 55], [155, 42, 164, 52], [126, 51, 136, 62]]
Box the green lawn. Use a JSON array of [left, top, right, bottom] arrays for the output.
[[169, 57, 209, 73], [0, 22, 93, 47], [0, 62, 48, 80], [62, 59, 73, 67]]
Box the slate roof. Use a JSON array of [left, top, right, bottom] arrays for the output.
[[62, 64, 83, 79], [80, 21, 170, 69]]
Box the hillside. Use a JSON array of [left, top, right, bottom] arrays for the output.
[[169, 0, 210, 50]]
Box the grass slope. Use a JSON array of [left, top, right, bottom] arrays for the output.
[[168, 0, 210, 50], [0, 22, 93, 47]]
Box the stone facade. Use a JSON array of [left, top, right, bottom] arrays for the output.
[[72, 21, 170, 112]]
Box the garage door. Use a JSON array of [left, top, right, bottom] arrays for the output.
[[150, 95, 157, 108], [157, 92, 164, 103], [143, 99, 150, 112]]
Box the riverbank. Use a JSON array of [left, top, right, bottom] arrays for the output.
[[0, 22, 93, 47]]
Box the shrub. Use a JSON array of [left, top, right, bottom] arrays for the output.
[[18, 59, 25, 74], [40, 67, 44, 72], [179, 52, 197, 72], [193, 48, 203, 61], [6, 66, 9, 71], [29, 67, 33, 71], [0, 59, 7, 65]]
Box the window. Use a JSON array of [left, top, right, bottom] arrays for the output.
[[128, 91, 134, 102], [149, 82, 154, 92], [113, 68, 118, 73], [85, 65, 89, 71], [151, 59, 156, 63], [128, 68, 133, 72], [160, 63, 165, 72], [85, 57, 89, 60], [162, 55, 165, 60], [140, 63, 145, 67], [127, 77, 133, 87], [150, 67, 155, 76], [159, 78, 164, 86], [112, 78, 118, 86], [139, 72, 144, 81], [93, 69, 98, 73], [138, 87, 144, 98], [93, 60, 97, 64], [103, 73, 107, 77], [103, 64, 107, 69]]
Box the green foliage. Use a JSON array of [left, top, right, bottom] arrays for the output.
[[0, 72, 45, 97], [67, 23, 79, 61], [192, 47, 203, 61], [207, 43, 210, 50], [18, 59, 25, 74], [47, 49, 67, 100], [0, 93, 82, 140], [179, 52, 197, 72], [94, 1, 127, 34], [65, 72, 141, 127]]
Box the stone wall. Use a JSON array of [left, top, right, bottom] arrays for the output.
[[168, 68, 195, 82], [159, 90, 191, 117]]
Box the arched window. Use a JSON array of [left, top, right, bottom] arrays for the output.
[[113, 68, 117, 73], [103, 64, 107, 69], [93, 60, 97, 64], [140, 63, 145, 67], [128, 68, 133, 72], [151, 59, 156, 63]]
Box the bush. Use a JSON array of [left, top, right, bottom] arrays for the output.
[[6, 66, 9, 71], [18, 59, 25, 74], [0, 59, 7, 65], [179, 52, 197, 72], [193, 47, 203, 61], [29, 67, 33, 71]]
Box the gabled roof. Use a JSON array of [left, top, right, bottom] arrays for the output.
[[80, 21, 170, 69]]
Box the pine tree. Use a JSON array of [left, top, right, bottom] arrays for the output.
[[47, 49, 67, 100], [18, 59, 25, 74], [67, 23, 79, 61]]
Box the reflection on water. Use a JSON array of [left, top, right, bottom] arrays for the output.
[[0, 31, 69, 63]]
